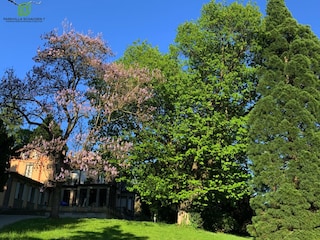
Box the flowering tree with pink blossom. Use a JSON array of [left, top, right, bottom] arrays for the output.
[[0, 22, 159, 218]]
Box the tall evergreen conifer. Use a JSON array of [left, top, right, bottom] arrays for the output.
[[248, 0, 320, 239]]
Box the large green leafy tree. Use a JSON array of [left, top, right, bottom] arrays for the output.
[[118, 41, 183, 222], [247, 0, 320, 239], [119, 1, 261, 231], [0, 119, 13, 192], [171, 0, 261, 229]]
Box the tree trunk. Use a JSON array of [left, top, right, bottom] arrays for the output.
[[177, 202, 191, 225], [177, 210, 190, 225], [49, 183, 62, 219]]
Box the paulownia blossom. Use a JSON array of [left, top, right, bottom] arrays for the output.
[[0, 22, 162, 189]]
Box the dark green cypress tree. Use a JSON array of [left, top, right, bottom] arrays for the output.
[[247, 0, 320, 239]]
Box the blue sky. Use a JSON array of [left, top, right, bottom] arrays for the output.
[[1, 0, 319, 78]]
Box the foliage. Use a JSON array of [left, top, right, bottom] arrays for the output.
[[117, 41, 181, 201], [173, 0, 261, 205], [201, 196, 253, 234], [247, 0, 320, 239], [119, 1, 261, 231], [0, 218, 252, 240], [10, 128, 33, 156], [189, 212, 204, 229], [30, 115, 63, 142], [0, 119, 13, 191]]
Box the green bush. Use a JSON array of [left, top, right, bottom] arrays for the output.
[[190, 212, 204, 229]]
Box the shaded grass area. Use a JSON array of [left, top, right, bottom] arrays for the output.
[[0, 218, 251, 240]]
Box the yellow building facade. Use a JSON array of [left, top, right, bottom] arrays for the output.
[[1, 151, 135, 218], [0, 151, 53, 211], [9, 151, 54, 184]]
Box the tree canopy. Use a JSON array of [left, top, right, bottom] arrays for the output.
[[118, 1, 261, 231], [0, 22, 159, 218]]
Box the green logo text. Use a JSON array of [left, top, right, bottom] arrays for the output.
[[18, 2, 32, 16]]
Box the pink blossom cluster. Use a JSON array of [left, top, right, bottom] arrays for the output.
[[103, 165, 118, 181], [103, 137, 133, 160], [55, 167, 69, 182], [66, 148, 119, 182], [54, 88, 91, 118], [22, 136, 67, 158], [66, 149, 102, 172], [35, 22, 111, 70], [90, 62, 160, 122], [11, 24, 164, 185]]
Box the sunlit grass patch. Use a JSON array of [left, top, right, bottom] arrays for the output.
[[0, 218, 252, 240]]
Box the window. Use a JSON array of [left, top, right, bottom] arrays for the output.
[[25, 164, 34, 178], [15, 182, 24, 200], [15, 182, 20, 199], [28, 187, 35, 203]]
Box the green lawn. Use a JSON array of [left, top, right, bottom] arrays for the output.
[[0, 218, 252, 240]]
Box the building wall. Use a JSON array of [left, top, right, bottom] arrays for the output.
[[0, 172, 48, 211], [59, 184, 135, 219], [9, 151, 54, 184], [2, 151, 135, 218]]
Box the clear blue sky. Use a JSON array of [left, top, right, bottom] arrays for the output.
[[1, 0, 319, 78]]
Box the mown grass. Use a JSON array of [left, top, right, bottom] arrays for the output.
[[0, 218, 252, 240]]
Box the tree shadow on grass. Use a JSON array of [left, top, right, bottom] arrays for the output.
[[0, 218, 149, 240], [0, 218, 84, 240], [69, 225, 149, 240], [0, 218, 82, 233]]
